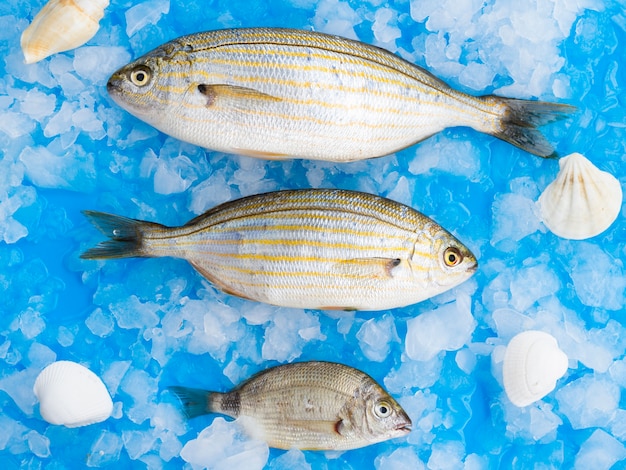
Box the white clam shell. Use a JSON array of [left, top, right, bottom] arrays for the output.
[[20, 0, 110, 64], [502, 330, 568, 407], [538, 152, 622, 240], [33, 360, 113, 427]]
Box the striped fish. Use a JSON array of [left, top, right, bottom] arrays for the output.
[[107, 27, 574, 161], [81, 189, 477, 311]]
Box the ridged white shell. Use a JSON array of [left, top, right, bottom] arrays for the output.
[[33, 360, 113, 427], [20, 0, 109, 64], [538, 152, 622, 240], [502, 330, 568, 407]]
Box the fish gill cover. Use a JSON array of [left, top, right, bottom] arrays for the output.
[[0, 0, 625, 468]]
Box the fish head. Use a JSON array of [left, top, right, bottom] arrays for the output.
[[368, 395, 412, 441], [339, 381, 412, 445], [106, 41, 191, 122], [410, 225, 477, 289]]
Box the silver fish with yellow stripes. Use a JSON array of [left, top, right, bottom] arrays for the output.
[[107, 27, 574, 161], [81, 189, 476, 311], [169, 361, 412, 451]]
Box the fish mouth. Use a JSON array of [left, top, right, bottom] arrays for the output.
[[395, 423, 412, 434], [106, 76, 122, 96]]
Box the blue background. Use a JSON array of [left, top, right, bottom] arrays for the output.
[[0, 0, 625, 468]]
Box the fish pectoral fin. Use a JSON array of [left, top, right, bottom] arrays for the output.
[[284, 419, 343, 437], [334, 417, 359, 437], [265, 419, 342, 450], [198, 84, 282, 107], [335, 419, 347, 435], [333, 257, 402, 279]]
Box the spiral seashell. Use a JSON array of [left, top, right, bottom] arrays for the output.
[[538, 152, 622, 240], [20, 0, 110, 64], [502, 330, 568, 407], [33, 360, 113, 427]]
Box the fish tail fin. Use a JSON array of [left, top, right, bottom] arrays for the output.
[[169, 386, 215, 419], [81, 210, 158, 259], [486, 97, 576, 158]]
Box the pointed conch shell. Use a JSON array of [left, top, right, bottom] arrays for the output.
[[20, 0, 110, 64], [538, 152, 622, 240], [33, 360, 113, 427], [502, 330, 568, 407]]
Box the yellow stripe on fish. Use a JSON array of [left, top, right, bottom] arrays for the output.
[[107, 27, 574, 161], [81, 188, 477, 311]]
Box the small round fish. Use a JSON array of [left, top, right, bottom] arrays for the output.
[[169, 361, 412, 451], [81, 188, 477, 311], [107, 27, 574, 161]]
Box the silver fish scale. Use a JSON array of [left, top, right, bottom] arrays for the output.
[[174, 27, 457, 90], [109, 28, 496, 161], [135, 189, 476, 310], [210, 361, 410, 450]]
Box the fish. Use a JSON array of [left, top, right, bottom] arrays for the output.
[[81, 188, 477, 311], [169, 361, 412, 451], [107, 27, 575, 162]]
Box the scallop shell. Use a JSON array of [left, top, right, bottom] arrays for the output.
[[538, 152, 622, 240], [33, 360, 113, 427], [502, 330, 568, 407], [20, 0, 110, 64]]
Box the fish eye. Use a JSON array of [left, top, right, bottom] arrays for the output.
[[129, 66, 152, 87], [374, 401, 392, 419], [443, 247, 463, 267]]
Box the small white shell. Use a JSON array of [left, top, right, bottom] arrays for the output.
[[33, 360, 113, 427], [538, 152, 622, 240], [502, 330, 568, 407], [20, 0, 110, 64]]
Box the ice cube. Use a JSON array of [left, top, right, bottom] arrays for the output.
[[102, 361, 132, 396], [509, 264, 561, 312], [87, 431, 123, 467], [405, 293, 476, 362], [555, 375, 620, 429], [261, 309, 326, 362], [85, 308, 115, 338], [179, 418, 269, 469], [125, 0, 170, 37], [312, 0, 360, 39], [376, 446, 426, 469], [73, 46, 132, 84], [568, 242, 626, 311], [490, 193, 542, 250], [427, 439, 466, 470], [109, 295, 160, 330], [574, 429, 626, 470], [26, 431, 50, 459], [268, 449, 311, 469], [0, 110, 35, 139], [372, 8, 401, 48], [356, 314, 399, 362], [122, 430, 157, 461], [16, 307, 46, 340], [19, 89, 56, 121]]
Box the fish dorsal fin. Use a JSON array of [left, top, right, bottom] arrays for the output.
[[198, 84, 282, 107], [333, 257, 402, 279]]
